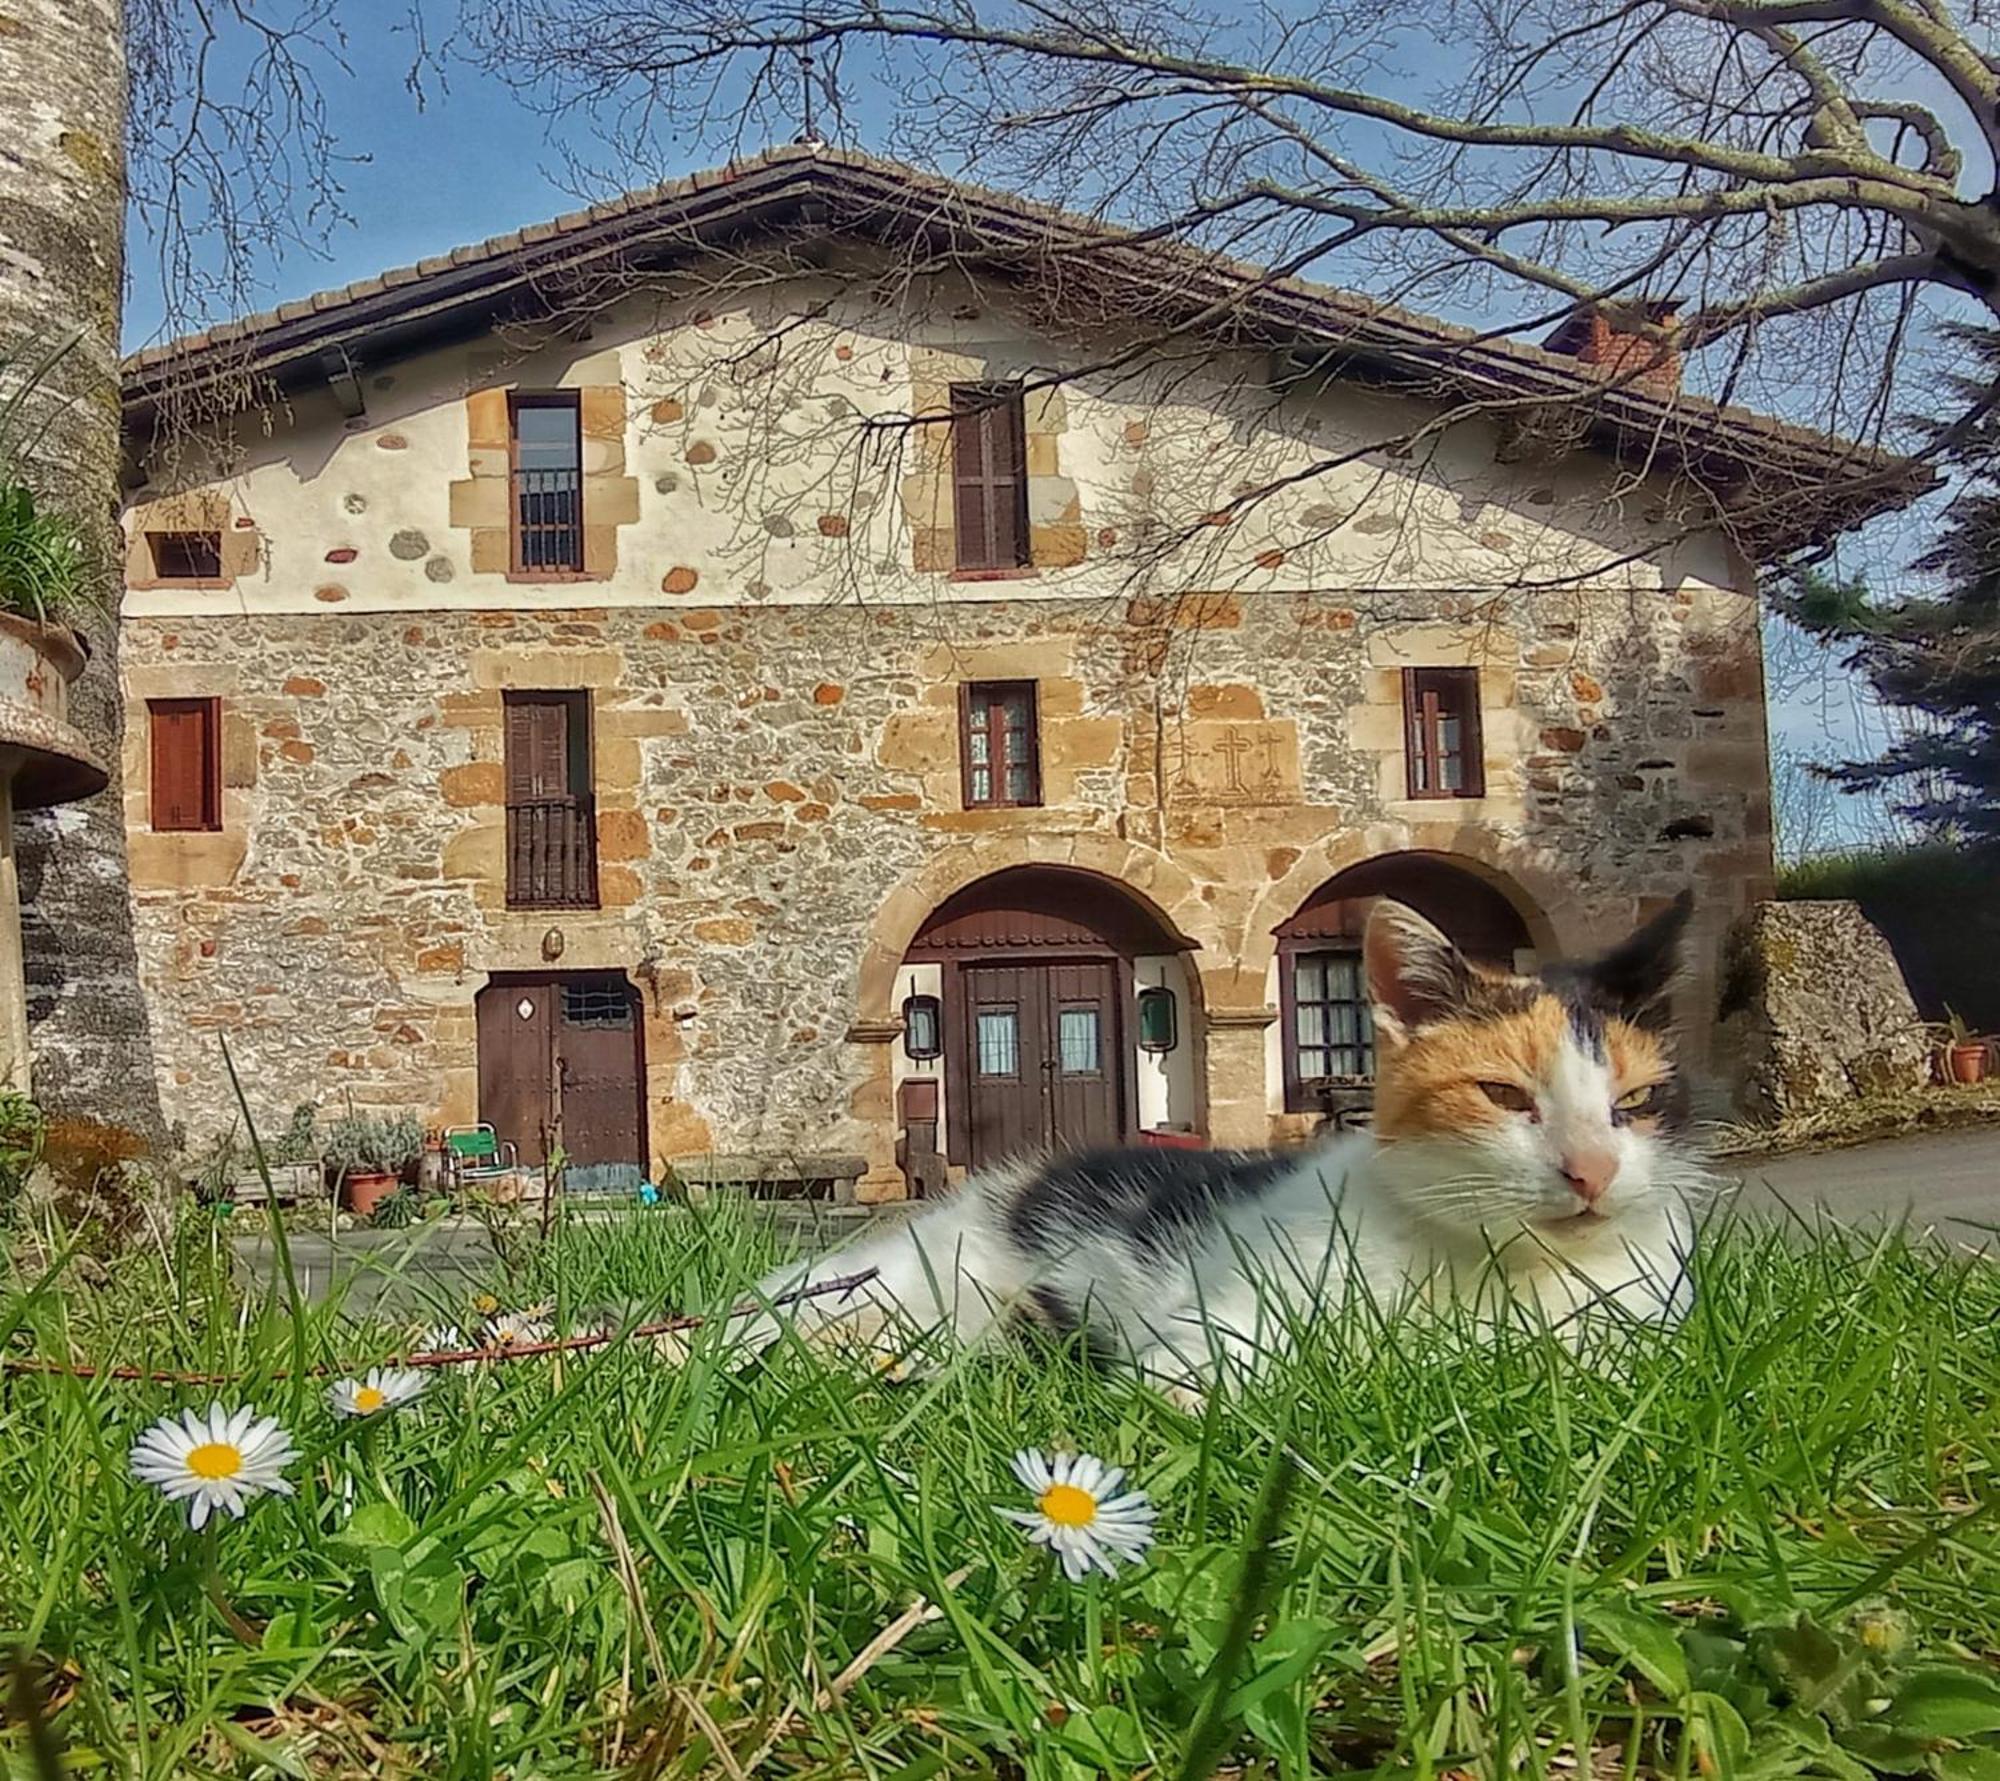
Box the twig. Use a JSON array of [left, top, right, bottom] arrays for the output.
[[746, 1565, 974, 1770], [589, 1470, 669, 1683], [0, 1267, 880, 1385], [676, 1686, 752, 1781]]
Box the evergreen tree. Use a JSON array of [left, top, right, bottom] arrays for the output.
[[1778, 326, 2000, 851]]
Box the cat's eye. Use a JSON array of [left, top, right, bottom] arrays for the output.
[[1613, 1084, 1662, 1120], [1477, 1081, 1537, 1116]]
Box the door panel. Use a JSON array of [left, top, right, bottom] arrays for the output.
[[962, 964, 1046, 1170], [959, 959, 1122, 1169], [1045, 961, 1122, 1154], [555, 976, 646, 1177], [477, 981, 555, 1164]]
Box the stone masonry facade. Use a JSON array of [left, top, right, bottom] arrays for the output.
[[121, 249, 1778, 1196]]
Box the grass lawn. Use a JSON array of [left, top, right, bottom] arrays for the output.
[[5, 1202, 2000, 1779]]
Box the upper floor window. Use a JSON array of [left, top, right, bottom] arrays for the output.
[[148, 697, 222, 832], [510, 393, 584, 575], [1403, 667, 1484, 799], [504, 689, 598, 909], [147, 530, 224, 583], [950, 383, 1029, 572], [960, 681, 1041, 808]]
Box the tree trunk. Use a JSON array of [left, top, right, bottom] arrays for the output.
[[0, 1, 165, 1143]]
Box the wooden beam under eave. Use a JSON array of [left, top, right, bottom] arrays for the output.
[[318, 348, 366, 418]]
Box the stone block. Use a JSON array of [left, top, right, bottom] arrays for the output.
[[221, 715, 260, 788], [876, 710, 958, 774], [596, 807, 650, 860], [1718, 900, 1932, 1121], [579, 385, 627, 441], [1028, 521, 1088, 567], [466, 387, 512, 450], [440, 762, 504, 807], [470, 650, 621, 691]]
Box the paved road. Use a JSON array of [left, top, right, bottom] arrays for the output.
[[1720, 1126, 2000, 1236], [236, 1130, 2000, 1312]]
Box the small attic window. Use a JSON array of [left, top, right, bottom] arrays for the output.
[[149, 531, 224, 582]]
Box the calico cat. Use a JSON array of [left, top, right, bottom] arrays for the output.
[[742, 893, 1711, 1396]]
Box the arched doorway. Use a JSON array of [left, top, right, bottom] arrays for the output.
[[900, 866, 1198, 1170], [1272, 852, 1537, 1114]]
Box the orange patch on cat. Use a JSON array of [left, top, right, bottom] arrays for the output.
[[1374, 995, 1672, 1139]]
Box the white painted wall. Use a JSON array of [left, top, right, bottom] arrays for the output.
[[1132, 953, 1198, 1133]]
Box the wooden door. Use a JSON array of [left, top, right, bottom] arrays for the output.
[[958, 960, 1122, 1169], [552, 976, 646, 1180], [477, 978, 556, 1165], [477, 974, 645, 1183]]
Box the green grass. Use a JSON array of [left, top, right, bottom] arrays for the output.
[[6, 1203, 2000, 1778]]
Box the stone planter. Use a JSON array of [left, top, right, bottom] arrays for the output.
[[0, 614, 108, 1089]]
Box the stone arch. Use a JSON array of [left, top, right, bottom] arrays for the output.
[[855, 833, 1202, 1024], [1234, 830, 1571, 1005]]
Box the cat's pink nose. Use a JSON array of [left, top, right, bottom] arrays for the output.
[[1561, 1150, 1618, 1206]]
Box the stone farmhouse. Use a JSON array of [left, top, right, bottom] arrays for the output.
[[115, 147, 1918, 1199]]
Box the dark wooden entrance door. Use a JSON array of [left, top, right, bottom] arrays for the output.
[[476, 973, 646, 1186], [957, 960, 1122, 1169]]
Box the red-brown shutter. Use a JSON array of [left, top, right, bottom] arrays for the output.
[[951, 384, 1029, 570], [149, 699, 220, 831], [505, 695, 572, 803]]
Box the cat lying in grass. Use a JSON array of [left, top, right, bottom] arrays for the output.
[[744, 894, 1713, 1397]]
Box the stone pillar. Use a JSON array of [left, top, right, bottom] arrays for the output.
[[846, 1018, 908, 1202], [0, 619, 107, 1091], [0, 776, 26, 1089], [1203, 1005, 1277, 1149]]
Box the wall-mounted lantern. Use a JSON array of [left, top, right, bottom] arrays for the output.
[[1137, 985, 1178, 1054], [901, 993, 943, 1061]]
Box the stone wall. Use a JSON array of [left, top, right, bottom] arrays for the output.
[[123, 582, 1772, 1185], [1717, 900, 1932, 1121]]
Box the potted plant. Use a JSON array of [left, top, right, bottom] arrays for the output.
[[1941, 1009, 1990, 1086], [322, 1112, 426, 1218]]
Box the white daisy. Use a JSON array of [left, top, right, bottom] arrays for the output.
[[998, 1449, 1157, 1581], [328, 1367, 428, 1418], [418, 1324, 467, 1354], [129, 1404, 298, 1530], [481, 1311, 553, 1349]]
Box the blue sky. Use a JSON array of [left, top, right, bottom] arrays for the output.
[[122, 16, 1913, 857]]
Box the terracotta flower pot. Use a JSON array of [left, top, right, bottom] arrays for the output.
[[341, 1170, 399, 1218], [1948, 1041, 1989, 1086]]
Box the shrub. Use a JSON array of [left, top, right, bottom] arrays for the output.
[[321, 1111, 425, 1178], [0, 1090, 43, 1219]]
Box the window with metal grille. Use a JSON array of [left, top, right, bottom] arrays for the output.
[[510, 393, 585, 574], [959, 680, 1041, 808], [148, 697, 222, 832], [1285, 948, 1376, 1091], [148, 531, 224, 582], [504, 690, 598, 909], [561, 980, 633, 1029], [949, 382, 1029, 571], [1403, 667, 1484, 798]]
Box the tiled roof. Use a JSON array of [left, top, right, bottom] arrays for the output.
[[123, 143, 1932, 552]]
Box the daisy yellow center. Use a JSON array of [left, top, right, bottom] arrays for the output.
[[1038, 1483, 1098, 1528], [185, 1441, 244, 1481], [354, 1386, 386, 1413]]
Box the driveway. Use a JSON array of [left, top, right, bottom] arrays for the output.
[[1720, 1126, 2000, 1237]]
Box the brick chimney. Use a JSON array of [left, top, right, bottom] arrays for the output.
[[1543, 301, 1681, 394]]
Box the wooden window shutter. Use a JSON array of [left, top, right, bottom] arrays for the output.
[[149, 698, 221, 832], [504, 691, 598, 909], [951, 384, 1029, 571]]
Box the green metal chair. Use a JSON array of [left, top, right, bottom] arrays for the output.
[[443, 1124, 519, 1193]]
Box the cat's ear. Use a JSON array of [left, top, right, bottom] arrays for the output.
[[1570, 890, 1692, 1029], [1364, 900, 1476, 1041]]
